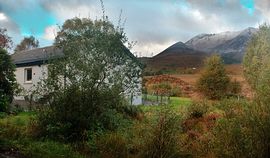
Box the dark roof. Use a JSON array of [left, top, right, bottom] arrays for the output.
[[12, 45, 142, 68], [11, 46, 63, 67]]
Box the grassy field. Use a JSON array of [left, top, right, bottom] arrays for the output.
[[141, 95, 192, 113], [0, 112, 83, 158]]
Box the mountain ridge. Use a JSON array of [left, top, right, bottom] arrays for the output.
[[142, 27, 258, 74]]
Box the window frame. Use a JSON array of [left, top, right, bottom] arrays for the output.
[[24, 68, 33, 83]]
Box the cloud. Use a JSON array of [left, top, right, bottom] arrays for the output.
[[254, 0, 270, 22], [43, 25, 58, 40], [0, 12, 20, 33], [0, 0, 267, 56], [0, 12, 7, 20]]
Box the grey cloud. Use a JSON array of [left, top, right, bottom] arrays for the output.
[[185, 0, 262, 29], [1, 0, 266, 55], [0, 19, 20, 33]]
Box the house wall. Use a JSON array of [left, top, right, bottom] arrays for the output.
[[14, 64, 142, 105], [14, 64, 47, 100]]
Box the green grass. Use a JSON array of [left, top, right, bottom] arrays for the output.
[[0, 112, 84, 158], [11, 139, 84, 158], [0, 112, 35, 126], [141, 95, 192, 113]]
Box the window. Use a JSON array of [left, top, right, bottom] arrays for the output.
[[24, 68, 32, 83]]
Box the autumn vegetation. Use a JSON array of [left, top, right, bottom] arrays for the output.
[[1, 9, 270, 158]]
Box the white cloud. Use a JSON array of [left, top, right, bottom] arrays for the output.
[[192, 10, 204, 21], [43, 25, 58, 40], [0, 13, 7, 21]]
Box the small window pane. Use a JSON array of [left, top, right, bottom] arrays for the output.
[[25, 68, 32, 82]]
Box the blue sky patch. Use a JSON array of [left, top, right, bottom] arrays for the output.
[[240, 0, 255, 15], [2, 0, 57, 37]]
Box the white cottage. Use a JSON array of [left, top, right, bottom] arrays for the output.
[[11, 46, 142, 105]]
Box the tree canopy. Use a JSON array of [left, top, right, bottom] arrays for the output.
[[35, 17, 142, 141], [196, 54, 230, 99], [243, 24, 270, 102], [0, 28, 12, 50], [15, 36, 39, 52], [0, 48, 16, 111]]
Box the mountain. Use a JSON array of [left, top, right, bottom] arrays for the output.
[[185, 31, 239, 52], [185, 27, 258, 63], [141, 27, 258, 74], [142, 42, 207, 73], [154, 42, 195, 58]]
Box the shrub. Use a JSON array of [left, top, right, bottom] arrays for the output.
[[94, 133, 128, 158], [35, 86, 140, 142], [207, 99, 270, 158], [187, 101, 210, 119], [170, 87, 182, 97], [196, 54, 230, 99], [0, 94, 9, 112], [140, 106, 182, 158]]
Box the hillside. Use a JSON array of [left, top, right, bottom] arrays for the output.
[[186, 27, 257, 63], [141, 27, 258, 75], [141, 42, 207, 74]]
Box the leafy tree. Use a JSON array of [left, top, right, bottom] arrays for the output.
[[243, 24, 270, 102], [0, 28, 12, 49], [15, 36, 39, 52], [0, 48, 16, 112], [196, 54, 230, 99], [35, 17, 142, 141]]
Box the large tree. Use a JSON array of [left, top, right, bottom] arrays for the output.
[[35, 17, 141, 141], [243, 24, 270, 102], [0, 48, 16, 111], [15, 35, 39, 52], [0, 28, 12, 49]]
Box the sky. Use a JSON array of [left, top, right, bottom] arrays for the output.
[[0, 0, 269, 56]]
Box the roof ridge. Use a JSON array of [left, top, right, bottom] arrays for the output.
[[13, 45, 55, 54]]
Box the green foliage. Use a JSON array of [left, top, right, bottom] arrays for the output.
[[14, 35, 39, 52], [0, 95, 9, 112], [187, 101, 210, 119], [94, 133, 129, 158], [210, 99, 270, 158], [0, 48, 17, 111], [140, 106, 182, 158], [243, 24, 270, 103], [0, 112, 83, 158], [196, 54, 230, 99], [35, 86, 137, 142], [170, 87, 182, 97], [35, 16, 141, 142]]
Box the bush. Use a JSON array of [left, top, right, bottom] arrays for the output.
[[187, 101, 210, 119], [35, 86, 140, 142], [94, 133, 128, 158], [208, 99, 270, 158], [0, 94, 9, 112], [196, 54, 230, 99], [170, 87, 182, 97], [140, 106, 182, 158]]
